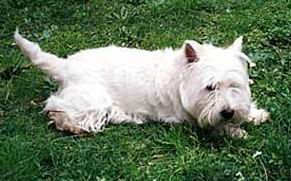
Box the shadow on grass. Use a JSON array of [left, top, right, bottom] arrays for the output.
[[47, 119, 245, 151]]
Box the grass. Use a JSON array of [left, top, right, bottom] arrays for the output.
[[0, 0, 290, 180]]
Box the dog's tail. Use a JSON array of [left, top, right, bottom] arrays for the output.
[[14, 28, 64, 81]]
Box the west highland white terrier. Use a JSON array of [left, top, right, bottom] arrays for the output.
[[14, 29, 269, 138]]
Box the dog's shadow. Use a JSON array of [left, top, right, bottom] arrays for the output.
[[48, 120, 248, 151]]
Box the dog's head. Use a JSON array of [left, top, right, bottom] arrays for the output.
[[178, 37, 252, 128]]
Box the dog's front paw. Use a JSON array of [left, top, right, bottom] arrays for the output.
[[213, 124, 248, 139], [229, 127, 249, 139], [248, 108, 270, 125]]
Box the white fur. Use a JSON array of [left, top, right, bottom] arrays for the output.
[[14, 29, 269, 137]]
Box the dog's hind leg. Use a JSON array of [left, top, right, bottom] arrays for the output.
[[44, 84, 138, 134], [44, 86, 112, 134]]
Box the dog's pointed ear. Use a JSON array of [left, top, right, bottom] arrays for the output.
[[228, 36, 243, 52], [183, 40, 201, 63]]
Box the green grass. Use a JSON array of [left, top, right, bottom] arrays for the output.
[[0, 0, 290, 180]]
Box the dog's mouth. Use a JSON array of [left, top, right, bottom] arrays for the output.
[[197, 110, 247, 128]]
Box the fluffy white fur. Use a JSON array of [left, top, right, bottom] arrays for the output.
[[14, 29, 269, 138]]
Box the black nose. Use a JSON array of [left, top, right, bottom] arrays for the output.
[[220, 109, 234, 120]]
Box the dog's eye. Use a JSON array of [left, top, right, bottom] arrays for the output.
[[206, 85, 215, 91], [230, 83, 240, 88]]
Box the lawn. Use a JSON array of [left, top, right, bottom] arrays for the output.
[[0, 0, 290, 180]]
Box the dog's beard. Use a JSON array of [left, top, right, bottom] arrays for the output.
[[196, 91, 222, 128], [197, 91, 218, 127]]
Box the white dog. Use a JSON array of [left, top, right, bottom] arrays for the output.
[[14, 29, 269, 138]]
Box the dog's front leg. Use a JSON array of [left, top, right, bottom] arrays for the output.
[[247, 102, 270, 125], [213, 123, 248, 139]]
